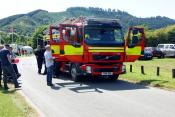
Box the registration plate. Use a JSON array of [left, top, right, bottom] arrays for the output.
[[101, 72, 113, 76]]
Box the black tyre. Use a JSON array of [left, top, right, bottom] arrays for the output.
[[109, 75, 119, 81], [158, 54, 165, 59], [162, 54, 165, 58], [71, 64, 80, 82]]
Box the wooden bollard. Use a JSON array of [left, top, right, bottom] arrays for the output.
[[141, 66, 144, 74], [157, 67, 160, 76], [130, 65, 132, 72], [172, 69, 175, 78]]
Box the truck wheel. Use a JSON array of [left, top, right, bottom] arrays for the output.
[[109, 75, 119, 81], [71, 65, 80, 82]]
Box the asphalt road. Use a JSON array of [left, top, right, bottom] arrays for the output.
[[18, 56, 175, 117]]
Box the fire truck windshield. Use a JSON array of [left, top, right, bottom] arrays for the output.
[[84, 27, 124, 46]]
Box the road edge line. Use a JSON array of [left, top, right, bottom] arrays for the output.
[[18, 90, 46, 117]]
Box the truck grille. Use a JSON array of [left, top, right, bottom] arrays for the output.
[[93, 55, 120, 61], [94, 68, 119, 72]]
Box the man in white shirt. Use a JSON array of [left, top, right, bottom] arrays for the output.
[[44, 45, 54, 86]]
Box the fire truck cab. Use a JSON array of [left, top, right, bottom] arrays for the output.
[[48, 17, 145, 81]]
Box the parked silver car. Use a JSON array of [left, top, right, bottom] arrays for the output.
[[157, 44, 175, 57]]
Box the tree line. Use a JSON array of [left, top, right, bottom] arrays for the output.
[[0, 31, 31, 45], [30, 24, 175, 48], [145, 25, 175, 46], [1, 24, 175, 48]]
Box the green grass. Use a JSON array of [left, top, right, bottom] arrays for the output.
[[0, 87, 37, 117], [120, 58, 175, 90]]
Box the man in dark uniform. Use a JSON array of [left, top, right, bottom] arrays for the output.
[[0, 44, 20, 90], [34, 45, 45, 74]]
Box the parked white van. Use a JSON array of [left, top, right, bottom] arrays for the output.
[[157, 44, 175, 57]]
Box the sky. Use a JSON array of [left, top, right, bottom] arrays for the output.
[[0, 0, 175, 19]]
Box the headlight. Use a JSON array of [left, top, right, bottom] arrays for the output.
[[86, 66, 92, 73]]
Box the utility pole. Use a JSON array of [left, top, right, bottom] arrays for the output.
[[12, 27, 14, 44], [36, 37, 38, 46], [0, 32, 1, 44], [9, 26, 14, 44], [0, 29, 2, 44], [0, 34, 1, 44]]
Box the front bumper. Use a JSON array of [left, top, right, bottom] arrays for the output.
[[80, 64, 122, 76]]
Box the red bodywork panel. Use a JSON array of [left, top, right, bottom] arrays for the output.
[[124, 27, 145, 62], [48, 22, 145, 76]]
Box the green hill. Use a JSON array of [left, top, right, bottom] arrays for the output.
[[146, 25, 175, 46], [0, 7, 175, 36]]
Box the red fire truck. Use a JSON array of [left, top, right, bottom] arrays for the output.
[[47, 17, 145, 81]]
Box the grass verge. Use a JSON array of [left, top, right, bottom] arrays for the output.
[[0, 86, 37, 117], [120, 58, 175, 90]]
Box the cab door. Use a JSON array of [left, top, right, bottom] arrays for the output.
[[61, 25, 83, 62], [49, 26, 61, 59], [125, 27, 145, 62]]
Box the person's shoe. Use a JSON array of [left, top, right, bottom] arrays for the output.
[[7, 79, 13, 83], [17, 73, 21, 79], [38, 70, 41, 74], [47, 84, 53, 86], [42, 73, 47, 75], [15, 85, 21, 89]]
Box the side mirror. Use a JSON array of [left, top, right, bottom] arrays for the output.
[[128, 36, 138, 48]]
